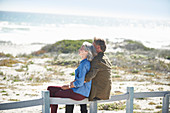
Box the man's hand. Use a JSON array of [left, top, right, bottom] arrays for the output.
[[61, 85, 69, 90]]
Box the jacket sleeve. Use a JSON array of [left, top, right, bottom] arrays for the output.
[[85, 59, 99, 82]]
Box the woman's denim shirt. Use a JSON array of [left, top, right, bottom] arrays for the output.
[[72, 59, 92, 97]]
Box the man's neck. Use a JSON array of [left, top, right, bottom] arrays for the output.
[[97, 50, 103, 53]]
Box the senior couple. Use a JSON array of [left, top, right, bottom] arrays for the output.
[[47, 37, 112, 113]]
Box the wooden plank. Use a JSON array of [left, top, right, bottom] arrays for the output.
[[50, 93, 129, 105], [98, 93, 129, 103], [134, 91, 170, 98], [0, 99, 42, 110], [50, 98, 91, 105]]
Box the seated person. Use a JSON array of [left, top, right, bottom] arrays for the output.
[[47, 41, 96, 113]]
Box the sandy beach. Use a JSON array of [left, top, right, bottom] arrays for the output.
[[0, 55, 169, 113]]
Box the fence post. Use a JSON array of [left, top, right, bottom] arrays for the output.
[[162, 94, 170, 113], [126, 87, 134, 113], [90, 101, 98, 113], [42, 91, 50, 113]]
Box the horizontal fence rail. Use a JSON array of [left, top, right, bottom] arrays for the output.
[[50, 93, 129, 105], [96, 93, 129, 103], [0, 98, 42, 110], [0, 87, 169, 113], [50, 98, 91, 105], [134, 91, 170, 98]]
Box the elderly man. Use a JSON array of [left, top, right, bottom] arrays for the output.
[[85, 37, 112, 101]]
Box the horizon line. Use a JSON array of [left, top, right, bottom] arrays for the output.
[[0, 9, 170, 21]]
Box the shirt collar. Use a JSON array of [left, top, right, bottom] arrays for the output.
[[80, 58, 88, 63]]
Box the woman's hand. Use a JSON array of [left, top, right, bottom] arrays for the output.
[[70, 80, 76, 85], [61, 85, 69, 90], [70, 82, 75, 88]]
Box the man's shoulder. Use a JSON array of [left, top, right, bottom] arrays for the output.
[[92, 55, 100, 62], [94, 53, 109, 60], [103, 54, 110, 60]]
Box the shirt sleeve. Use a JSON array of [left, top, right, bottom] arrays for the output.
[[73, 62, 89, 88], [85, 59, 99, 82]]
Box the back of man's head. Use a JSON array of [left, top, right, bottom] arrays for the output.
[[93, 37, 106, 52]]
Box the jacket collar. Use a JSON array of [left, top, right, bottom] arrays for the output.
[[98, 52, 104, 56]]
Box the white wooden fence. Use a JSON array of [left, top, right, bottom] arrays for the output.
[[0, 87, 170, 113]]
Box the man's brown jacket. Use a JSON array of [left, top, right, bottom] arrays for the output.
[[85, 52, 112, 101]]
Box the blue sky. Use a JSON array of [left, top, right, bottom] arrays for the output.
[[0, 0, 170, 19]]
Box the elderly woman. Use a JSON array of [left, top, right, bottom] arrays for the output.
[[47, 42, 96, 113]]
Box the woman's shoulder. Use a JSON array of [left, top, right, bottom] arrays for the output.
[[81, 59, 90, 65]]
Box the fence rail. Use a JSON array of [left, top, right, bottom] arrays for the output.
[[0, 87, 169, 113], [0, 99, 42, 110], [134, 91, 170, 98]]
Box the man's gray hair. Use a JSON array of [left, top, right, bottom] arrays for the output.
[[82, 42, 97, 61]]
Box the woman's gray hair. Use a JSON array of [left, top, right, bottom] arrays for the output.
[[82, 41, 97, 61]]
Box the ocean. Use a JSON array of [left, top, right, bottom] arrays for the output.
[[0, 11, 170, 56]]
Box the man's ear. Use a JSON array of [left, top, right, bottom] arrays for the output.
[[96, 45, 100, 49], [97, 45, 101, 50]]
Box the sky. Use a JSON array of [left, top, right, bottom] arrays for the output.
[[0, 0, 170, 19]]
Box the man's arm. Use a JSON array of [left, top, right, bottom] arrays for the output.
[[85, 59, 99, 82]]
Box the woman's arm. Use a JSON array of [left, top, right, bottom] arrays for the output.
[[73, 62, 90, 88], [61, 85, 69, 90], [61, 80, 76, 90]]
